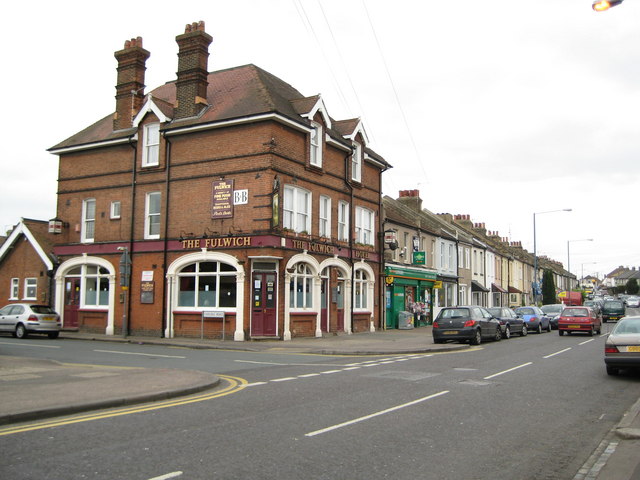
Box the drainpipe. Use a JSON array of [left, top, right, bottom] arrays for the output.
[[160, 133, 172, 337], [124, 136, 138, 336], [344, 149, 355, 335]]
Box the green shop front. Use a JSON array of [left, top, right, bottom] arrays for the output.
[[384, 265, 438, 329]]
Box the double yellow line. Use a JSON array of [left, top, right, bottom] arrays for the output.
[[0, 374, 247, 436]]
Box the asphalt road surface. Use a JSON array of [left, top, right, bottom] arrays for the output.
[[1, 321, 639, 480]]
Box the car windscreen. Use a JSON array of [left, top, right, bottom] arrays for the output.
[[439, 308, 469, 319], [487, 308, 501, 317], [605, 301, 624, 308], [541, 305, 562, 313], [563, 308, 588, 317], [516, 308, 535, 315]]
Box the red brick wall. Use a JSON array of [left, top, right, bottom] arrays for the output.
[[0, 236, 51, 305]]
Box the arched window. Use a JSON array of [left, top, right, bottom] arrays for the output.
[[354, 269, 369, 310], [289, 263, 314, 309], [66, 265, 110, 307], [177, 261, 237, 308]]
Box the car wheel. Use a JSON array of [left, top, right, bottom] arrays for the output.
[[606, 365, 619, 376], [603, 318, 607, 323], [470, 329, 482, 345], [494, 327, 502, 342], [547, 322, 552, 333], [503, 326, 511, 340], [433, 338, 444, 344], [521, 325, 527, 336], [536, 324, 542, 334], [15, 324, 28, 339], [589, 326, 594, 336], [48, 332, 59, 339], [559, 330, 564, 336]]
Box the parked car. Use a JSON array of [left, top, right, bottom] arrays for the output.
[[604, 316, 640, 375], [0, 303, 62, 339], [540, 304, 565, 330], [432, 306, 502, 345], [558, 306, 601, 336], [487, 307, 527, 338], [602, 300, 626, 323], [513, 306, 551, 334], [625, 296, 640, 308]]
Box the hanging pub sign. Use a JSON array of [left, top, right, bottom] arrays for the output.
[[211, 180, 234, 219]]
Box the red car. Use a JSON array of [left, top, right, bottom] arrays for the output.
[[558, 306, 601, 336]]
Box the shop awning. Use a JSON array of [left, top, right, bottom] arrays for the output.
[[491, 283, 507, 294], [472, 281, 490, 292], [508, 286, 522, 294]]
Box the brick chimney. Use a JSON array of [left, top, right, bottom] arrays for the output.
[[114, 37, 150, 131], [397, 189, 423, 211], [175, 21, 212, 119]]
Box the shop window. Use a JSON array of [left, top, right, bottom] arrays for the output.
[[354, 270, 369, 310], [177, 261, 237, 309], [65, 264, 110, 308], [289, 262, 313, 309]]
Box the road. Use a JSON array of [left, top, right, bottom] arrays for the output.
[[1, 321, 639, 480]]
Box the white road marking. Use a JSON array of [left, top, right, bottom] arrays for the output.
[[320, 370, 342, 374], [579, 339, 595, 345], [93, 349, 186, 359], [271, 377, 297, 382], [483, 362, 532, 380], [543, 348, 571, 359], [147, 472, 183, 480], [298, 373, 321, 378], [0, 342, 60, 349], [305, 390, 450, 437], [243, 382, 268, 387]]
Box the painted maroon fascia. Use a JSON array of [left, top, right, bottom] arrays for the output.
[[53, 235, 380, 261]]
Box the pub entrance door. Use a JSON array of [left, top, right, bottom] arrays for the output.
[[250, 272, 277, 337]]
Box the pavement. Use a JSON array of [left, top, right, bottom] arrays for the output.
[[0, 327, 639, 479]]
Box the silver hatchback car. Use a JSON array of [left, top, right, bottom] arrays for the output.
[[0, 303, 62, 339]]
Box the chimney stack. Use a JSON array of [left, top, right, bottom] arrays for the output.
[[114, 37, 150, 131], [397, 189, 423, 211], [175, 21, 212, 119]]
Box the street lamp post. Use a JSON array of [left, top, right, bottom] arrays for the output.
[[533, 208, 571, 305], [567, 239, 594, 302]]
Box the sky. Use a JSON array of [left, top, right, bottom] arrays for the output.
[[1, 0, 638, 280]]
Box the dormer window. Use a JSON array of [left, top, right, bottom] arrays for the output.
[[142, 123, 160, 167], [351, 141, 362, 182], [310, 122, 322, 167]]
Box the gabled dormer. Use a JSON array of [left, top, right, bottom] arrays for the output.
[[133, 95, 173, 168], [293, 95, 332, 169]]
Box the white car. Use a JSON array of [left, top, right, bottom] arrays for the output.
[[0, 303, 62, 339], [626, 296, 640, 308]]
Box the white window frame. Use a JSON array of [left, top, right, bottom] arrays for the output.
[[83, 265, 111, 307], [110, 201, 121, 219], [354, 269, 369, 310], [289, 262, 314, 309], [310, 122, 322, 167], [24, 278, 37, 300], [355, 206, 374, 246], [142, 123, 160, 167], [337, 201, 350, 242], [81, 198, 96, 243], [145, 191, 161, 240], [351, 141, 362, 182], [283, 185, 311, 233], [319, 195, 331, 238], [10, 278, 19, 299]]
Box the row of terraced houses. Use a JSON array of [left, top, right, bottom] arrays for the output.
[[0, 22, 578, 340]]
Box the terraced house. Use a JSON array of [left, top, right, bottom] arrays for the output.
[[45, 21, 390, 340]]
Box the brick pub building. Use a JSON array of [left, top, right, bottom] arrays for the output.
[[48, 22, 390, 341]]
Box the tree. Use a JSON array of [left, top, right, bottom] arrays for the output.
[[542, 269, 557, 305], [626, 278, 639, 295]]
